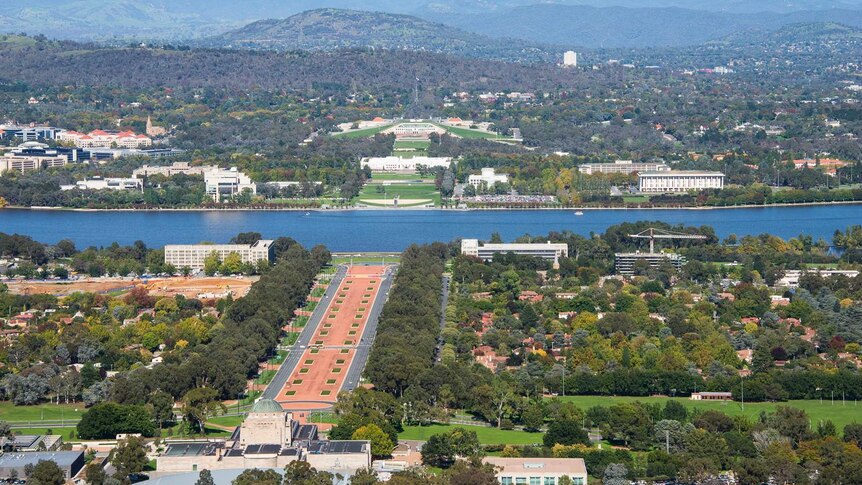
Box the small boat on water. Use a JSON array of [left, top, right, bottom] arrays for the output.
[[574, 211, 584, 216]]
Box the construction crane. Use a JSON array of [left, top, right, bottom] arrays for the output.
[[629, 227, 708, 253]]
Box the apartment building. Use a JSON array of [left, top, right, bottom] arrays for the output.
[[578, 160, 670, 175], [204, 167, 256, 201], [462, 239, 568, 261], [638, 170, 725, 193], [164, 240, 274, 270]]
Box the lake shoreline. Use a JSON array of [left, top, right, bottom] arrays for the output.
[[12, 199, 862, 212]]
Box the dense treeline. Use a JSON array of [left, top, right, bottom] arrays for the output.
[[106, 242, 328, 402], [365, 243, 448, 396], [0, 43, 582, 92]]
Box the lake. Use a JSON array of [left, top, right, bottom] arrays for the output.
[[1, 205, 860, 251]]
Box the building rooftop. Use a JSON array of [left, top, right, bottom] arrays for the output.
[[640, 170, 725, 176], [0, 451, 83, 468], [250, 398, 284, 414], [484, 457, 587, 475]]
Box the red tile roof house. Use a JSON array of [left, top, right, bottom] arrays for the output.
[[474, 346, 508, 372], [518, 291, 544, 303], [741, 317, 760, 325]]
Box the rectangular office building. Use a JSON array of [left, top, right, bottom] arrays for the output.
[[164, 240, 274, 270], [484, 457, 587, 485], [462, 239, 568, 261], [578, 160, 670, 175], [638, 170, 725, 193]]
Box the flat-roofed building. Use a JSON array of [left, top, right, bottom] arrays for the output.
[[691, 391, 733, 401], [60, 177, 142, 191], [578, 160, 670, 175], [468, 168, 509, 188], [389, 122, 444, 139], [614, 252, 686, 275], [462, 239, 568, 261], [776, 269, 860, 288], [638, 170, 725, 193], [0, 149, 69, 173], [204, 167, 256, 201], [0, 125, 63, 142], [484, 457, 588, 485], [361, 156, 451, 172], [164, 240, 274, 270], [133, 162, 218, 178], [0, 451, 84, 480]]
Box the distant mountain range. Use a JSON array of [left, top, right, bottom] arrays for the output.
[[205, 8, 557, 63], [2, 1, 862, 49], [427, 4, 862, 47]]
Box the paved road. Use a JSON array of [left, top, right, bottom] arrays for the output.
[[434, 275, 450, 362], [262, 266, 347, 401], [342, 264, 397, 393]]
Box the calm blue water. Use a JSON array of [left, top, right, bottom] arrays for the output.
[[0, 206, 859, 251]]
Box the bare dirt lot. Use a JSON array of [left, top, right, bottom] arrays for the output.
[[6, 276, 257, 298]]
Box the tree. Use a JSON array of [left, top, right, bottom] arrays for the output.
[[352, 424, 394, 459], [221, 252, 243, 275], [77, 403, 155, 439], [203, 251, 221, 276], [422, 432, 457, 468], [522, 402, 545, 432], [662, 400, 688, 421], [543, 418, 590, 447], [112, 436, 148, 480], [282, 460, 333, 485], [349, 468, 380, 485], [845, 423, 862, 448], [26, 460, 65, 485], [602, 463, 629, 485], [195, 469, 215, 485], [84, 462, 106, 485], [148, 390, 175, 429], [181, 387, 226, 434], [232, 468, 281, 485]]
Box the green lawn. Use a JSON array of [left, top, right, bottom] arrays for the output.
[[400, 424, 543, 445], [9, 427, 78, 439], [393, 140, 431, 150], [357, 182, 440, 206], [331, 254, 401, 265], [255, 370, 277, 385], [437, 124, 514, 140], [311, 287, 326, 297], [208, 415, 244, 428], [332, 125, 392, 138], [0, 402, 85, 423], [268, 350, 289, 365], [293, 316, 309, 328], [623, 196, 651, 203], [553, 396, 862, 433]]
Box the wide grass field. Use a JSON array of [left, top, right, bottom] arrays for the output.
[[438, 124, 514, 141], [400, 424, 543, 445], [393, 139, 431, 150], [1, 401, 85, 423], [331, 254, 401, 265], [356, 182, 440, 206], [555, 396, 862, 432], [332, 125, 392, 138]]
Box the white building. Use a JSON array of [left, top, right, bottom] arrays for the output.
[[60, 177, 142, 191], [205, 167, 256, 201], [777, 269, 859, 288], [56, 129, 152, 148], [389, 122, 444, 139], [164, 240, 274, 270], [468, 168, 509, 188], [484, 457, 588, 485], [1, 152, 67, 174], [361, 156, 452, 172], [133, 162, 218, 178], [638, 170, 725, 193], [563, 51, 578, 67], [578, 160, 670, 175], [462, 239, 568, 261]]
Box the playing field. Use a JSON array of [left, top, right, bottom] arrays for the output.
[[0, 402, 85, 423], [357, 182, 440, 207], [553, 396, 862, 432], [400, 424, 543, 445], [393, 139, 431, 150], [276, 266, 386, 410]]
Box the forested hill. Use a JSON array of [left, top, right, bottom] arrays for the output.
[[205, 8, 558, 63], [0, 37, 579, 92]]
